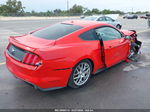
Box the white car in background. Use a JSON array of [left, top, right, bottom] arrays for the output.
[[82, 15, 122, 29]]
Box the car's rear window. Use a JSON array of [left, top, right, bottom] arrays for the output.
[[32, 23, 83, 40]]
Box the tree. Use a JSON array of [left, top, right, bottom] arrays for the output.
[[0, 0, 25, 16], [53, 9, 62, 16], [0, 5, 9, 15], [84, 9, 92, 15], [91, 8, 100, 14], [46, 10, 53, 16], [101, 9, 112, 14], [69, 4, 84, 15]]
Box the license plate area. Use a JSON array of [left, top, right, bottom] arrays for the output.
[[7, 44, 26, 62]]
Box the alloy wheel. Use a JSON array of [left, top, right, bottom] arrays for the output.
[[73, 62, 91, 86]]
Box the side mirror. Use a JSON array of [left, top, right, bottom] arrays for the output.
[[125, 35, 131, 39]]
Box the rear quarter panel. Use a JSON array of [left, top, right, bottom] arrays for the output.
[[36, 40, 103, 73]]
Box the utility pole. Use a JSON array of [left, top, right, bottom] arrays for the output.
[[67, 0, 69, 11], [132, 8, 133, 14]]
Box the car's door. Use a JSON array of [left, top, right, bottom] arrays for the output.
[[95, 26, 129, 67]]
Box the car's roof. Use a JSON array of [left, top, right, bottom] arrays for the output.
[[90, 15, 103, 17], [62, 20, 107, 28], [84, 15, 104, 19]]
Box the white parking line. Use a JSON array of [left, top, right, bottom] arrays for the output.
[[0, 62, 5, 65]]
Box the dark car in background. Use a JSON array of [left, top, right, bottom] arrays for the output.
[[123, 14, 138, 19]]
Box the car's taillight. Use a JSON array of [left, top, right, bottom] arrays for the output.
[[22, 52, 41, 66]]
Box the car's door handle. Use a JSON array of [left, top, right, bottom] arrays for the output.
[[106, 46, 112, 49], [106, 45, 118, 49]]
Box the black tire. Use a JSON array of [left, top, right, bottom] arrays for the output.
[[68, 60, 92, 88], [116, 25, 122, 29]]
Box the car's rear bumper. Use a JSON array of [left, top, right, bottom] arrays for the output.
[[5, 51, 72, 90], [23, 80, 64, 91]]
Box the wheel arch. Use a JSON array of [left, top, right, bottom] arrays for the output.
[[67, 58, 94, 88], [73, 57, 95, 74]]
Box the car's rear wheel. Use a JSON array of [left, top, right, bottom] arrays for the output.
[[68, 60, 92, 88], [116, 24, 122, 29]]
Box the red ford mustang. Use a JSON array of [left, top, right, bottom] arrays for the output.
[[5, 20, 140, 91]]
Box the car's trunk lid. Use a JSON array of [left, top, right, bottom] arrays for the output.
[[9, 34, 55, 51], [8, 34, 55, 62], [13, 34, 55, 48]]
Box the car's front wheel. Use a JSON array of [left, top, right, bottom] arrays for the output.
[[68, 60, 92, 88]]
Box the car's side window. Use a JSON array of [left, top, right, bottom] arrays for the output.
[[97, 17, 105, 21], [105, 17, 114, 22], [79, 30, 98, 40], [95, 27, 122, 41]]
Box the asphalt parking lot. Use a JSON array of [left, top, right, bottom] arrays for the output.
[[0, 17, 150, 109]]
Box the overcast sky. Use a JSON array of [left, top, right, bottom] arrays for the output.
[[0, 0, 150, 12]]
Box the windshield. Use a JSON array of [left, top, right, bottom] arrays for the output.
[[32, 23, 83, 40]]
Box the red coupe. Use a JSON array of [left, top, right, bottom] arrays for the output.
[[5, 20, 140, 91]]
